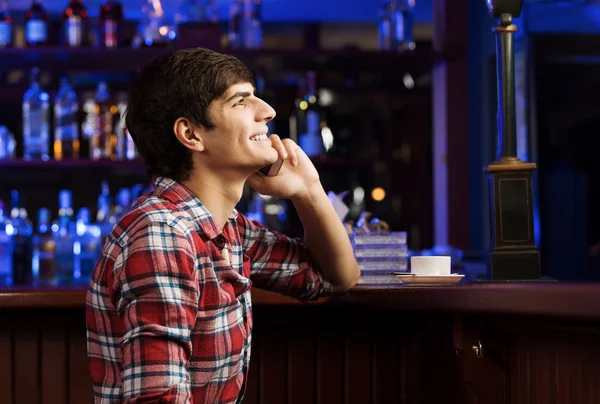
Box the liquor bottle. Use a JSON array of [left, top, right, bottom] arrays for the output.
[[378, 1, 394, 51], [24, 0, 49, 47], [54, 76, 80, 160], [91, 81, 117, 160], [32, 207, 57, 286], [0, 125, 16, 159], [100, 0, 123, 48], [288, 77, 306, 143], [242, 0, 262, 49], [132, 0, 168, 48], [63, 0, 89, 47], [0, 200, 12, 286], [22, 67, 50, 161], [395, 0, 415, 52], [73, 208, 100, 283], [53, 190, 75, 284], [254, 70, 275, 135], [176, 0, 217, 23], [10, 191, 33, 285], [227, 0, 243, 49], [0, 0, 12, 48], [298, 71, 324, 157]]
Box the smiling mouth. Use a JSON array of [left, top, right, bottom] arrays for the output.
[[249, 134, 268, 141]]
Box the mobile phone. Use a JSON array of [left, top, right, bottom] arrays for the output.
[[257, 159, 284, 177]]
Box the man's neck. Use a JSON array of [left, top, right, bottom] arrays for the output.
[[181, 168, 248, 229]]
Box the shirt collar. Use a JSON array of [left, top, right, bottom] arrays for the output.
[[151, 176, 238, 240]]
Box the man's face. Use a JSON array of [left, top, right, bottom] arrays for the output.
[[199, 82, 278, 172]]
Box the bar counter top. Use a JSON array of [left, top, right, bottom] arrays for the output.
[[2, 282, 600, 319]]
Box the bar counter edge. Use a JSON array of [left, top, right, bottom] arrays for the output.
[[2, 282, 600, 319]]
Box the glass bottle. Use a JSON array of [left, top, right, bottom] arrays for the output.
[[54, 76, 80, 160], [99, 0, 123, 48], [63, 0, 89, 47], [0, 0, 12, 48], [24, 0, 49, 47], [22, 67, 50, 161]]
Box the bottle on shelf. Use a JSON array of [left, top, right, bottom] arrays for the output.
[[242, 0, 262, 49], [91, 81, 117, 160], [132, 0, 169, 48], [298, 71, 325, 158], [24, 0, 49, 47], [0, 200, 12, 286], [54, 76, 80, 160], [227, 0, 243, 49], [22, 67, 50, 161], [73, 207, 100, 284], [378, 0, 416, 52], [176, 0, 217, 23], [32, 207, 57, 286], [99, 0, 123, 48], [0, 125, 16, 160], [10, 191, 33, 285], [254, 69, 275, 135], [63, 0, 89, 47], [53, 190, 75, 284], [0, 0, 12, 48], [288, 77, 306, 143]]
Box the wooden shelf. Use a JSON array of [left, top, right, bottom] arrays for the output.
[[0, 47, 444, 74], [0, 156, 371, 170]]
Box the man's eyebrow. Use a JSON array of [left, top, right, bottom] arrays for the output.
[[225, 91, 252, 103]]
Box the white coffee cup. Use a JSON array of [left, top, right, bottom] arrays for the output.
[[410, 256, 451, 276]]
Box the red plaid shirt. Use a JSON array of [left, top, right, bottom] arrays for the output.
[[86, 176, 332, 403]]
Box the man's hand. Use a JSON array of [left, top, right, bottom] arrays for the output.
[[246, 135, 320, 201]]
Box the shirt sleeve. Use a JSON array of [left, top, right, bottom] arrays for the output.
[[236, 213, 333, 301], [114, 220, 199, 403]]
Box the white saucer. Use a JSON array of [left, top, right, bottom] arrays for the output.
[[391, 273, 465, 285]]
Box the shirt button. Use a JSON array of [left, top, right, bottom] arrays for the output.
[[214, 235, 226, 248]]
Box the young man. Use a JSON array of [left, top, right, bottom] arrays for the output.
[[85, 47, 360, 403]]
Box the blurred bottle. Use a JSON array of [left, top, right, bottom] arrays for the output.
[[227, 0, 243, 49], [22, 67, 50, 161], [0, 200, 12, 286], [379, 0, 415, 52], [99, 0, 123, 48], [96, 180, 113, 246], [288, 77, 306, 143], [132, 0, 169, 48], [176, 0, 217, 23], [91, 81, 117, 160], [63, 0, 89, 47], [24, 0, 49, 47], [73, 208, 100, 284], [54, 76, 80, 160], [242, 0, 262, 49], [298, 71, 324, 157], [0, 0, 12, 48], [32, 207, 57, 286], [10, 191, 33, 285], [254, 70, 275, 135], [0, 125, 16, 160], [53, 190, 75, 284]]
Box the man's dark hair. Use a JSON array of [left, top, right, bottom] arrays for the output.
[[125, 48, 254, 181]]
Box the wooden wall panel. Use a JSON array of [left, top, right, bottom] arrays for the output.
[[41, 326, 67, 404], [0, 330, 13, 403], [13, 329, 39, 404]]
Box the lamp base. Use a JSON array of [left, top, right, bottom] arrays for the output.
[[484, 159, 541, 281]]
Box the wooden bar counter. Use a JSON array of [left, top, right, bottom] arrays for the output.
[[2, 282, 600, 404]]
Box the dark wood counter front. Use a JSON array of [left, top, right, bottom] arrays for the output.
[[2, 283, 600, 404]]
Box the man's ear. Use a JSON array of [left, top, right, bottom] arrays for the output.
[[173, 117, 205, 152]]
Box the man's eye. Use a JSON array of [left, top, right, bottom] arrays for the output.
[[234, 99, 245, 106]]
